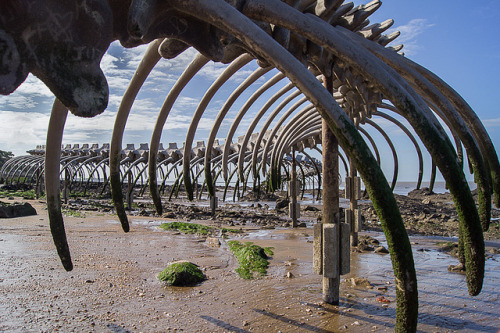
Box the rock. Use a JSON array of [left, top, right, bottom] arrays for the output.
[[297, 222, 307, 227], [408, 187, 434, 197], [0, 202, 37, 218], [350, 278, 373, 288], [422, 198, 432, 205], [448, 263, 466, 273], [488, 248, 499, 255], [359, 235, 379, 245], [357, 243, 374, 252], [376, 296, 391, 303], [304, 205, 320, 212], [139, 209, 150, 216], [158, 261, 205, 286], [275, 198, 290, 210], [286, 272, 294, 278], [374, 246, 389, 254], [205, 237, 220, 247]]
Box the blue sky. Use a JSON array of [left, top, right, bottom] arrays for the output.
[[0, 0, 498, 183]]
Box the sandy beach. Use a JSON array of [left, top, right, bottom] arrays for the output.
[[1, 196, 499, 332]]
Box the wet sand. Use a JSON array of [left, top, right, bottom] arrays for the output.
[[0, 200, 499, 332]]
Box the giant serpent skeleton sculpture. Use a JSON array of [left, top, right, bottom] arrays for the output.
[[1, 0, 499, 331]]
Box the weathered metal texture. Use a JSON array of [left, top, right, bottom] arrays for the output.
[[183, 54, 253, 200], [2, 1, 499, 331], [45, 99, 72, 271], [375, 109, 424, 190], [109, 39, 163, 232], [148, 54, 210, 213], [205, 66, 273, 195]]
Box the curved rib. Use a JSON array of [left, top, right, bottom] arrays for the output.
[[242, 0, 482, 300], [358, 126, 381, 166], [149, 53, 209, 212], [46, 99, 72, 271], [183, 54, 253, 200], [260, 103, 314, 177], [204, 65, 273, 195], [345, 28, 491, 230], [402, 53, 500, 208], [110, 39, 162, 232], [375, 109, 424, 190], [222, 71, 286, 181], [250, 91, 305, 179], [365, 119, 398, 191], [237, 81, 296, 182]]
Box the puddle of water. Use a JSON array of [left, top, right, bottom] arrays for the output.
[[243, 229, 500, 332]]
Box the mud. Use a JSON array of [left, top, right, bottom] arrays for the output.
[[1, 199, 499, 332]]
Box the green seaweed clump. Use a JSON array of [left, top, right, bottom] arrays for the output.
[[437, 241, 459, 257], [159, 221, 214, 235], [0, 189, 36, 199], [62, 209, 85, 218], [227, 241, 274, 279], [158, 261, 205, 286]]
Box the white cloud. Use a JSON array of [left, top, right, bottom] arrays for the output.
[[388, 19, 435, 56], [0, 74, 53, 111], [482, 117, 500, 128], [12, 74, 53, 97], [0, 111, 51, 155]]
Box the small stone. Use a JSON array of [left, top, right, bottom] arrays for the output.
[[205, 237, 220, 247], [350, 277, 372, 288], [448, 263, 466, 273], [374, 246, 389, 254], [286, 272, 294, 278], [377, 296, 391, 303]]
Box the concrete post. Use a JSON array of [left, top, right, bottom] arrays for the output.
[[210, 171, 218, 217], [210, 195, 218, 216], [64, 168, 69, 204], [349, 159, 360, 246], [290, 149, 298, 227], [35, 169, 41, 199], [321, 75, 340, 304], [126, 170, 133, 211]]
